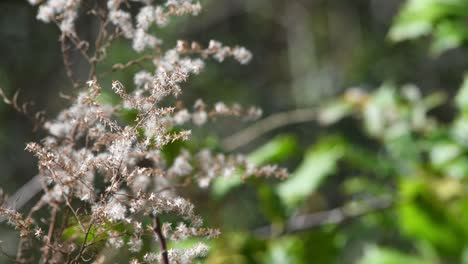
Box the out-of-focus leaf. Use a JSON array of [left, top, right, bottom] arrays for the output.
[[431, 178, 463, 201], [212, 135, 298, 198], [343, 145, 394, 178], [429, 142, 461, 167], [455, 74, 468, 110], [257, 184, 286, 223], [422, 92, 446, 110], [363, 85, 398, 137], [160, 135, 185, 166], [211, 171, 243, 199], [62, 224, 100, 245], [97, 89, 121, 106], [277, 136, 345, 208], [462, 247, 468, 264], [206, 232, 267, 264], [388, 0, 467, 42], [247, 135, 298, 165], [262, 230, 337, 264], [399, 202, 461, 254], [384, 131, 420, 174], [431, 20, 467, 55], [262, 237, 303, 264], [451, 117, 468, 147], [317, 100, 352, 125], [399, 179, 464, 254], [442, 156, 468, 179], [358, 245, 426, 264], [388, 0, 435, 42], [117, 108, 139, 124]]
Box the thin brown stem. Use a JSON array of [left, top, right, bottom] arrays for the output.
[[253, 195, 394, 238], [60, 34, 79, 88], [222, 108, 317, 151], [41, 205, 59, 264], [72, 218, 95, 263], [153, 214, 169, 264]]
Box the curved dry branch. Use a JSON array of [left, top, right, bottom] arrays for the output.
[[253, 195, 393, 238], [222, 108, 317, 151]]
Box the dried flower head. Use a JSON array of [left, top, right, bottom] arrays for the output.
[[0, 0, 288, 263]]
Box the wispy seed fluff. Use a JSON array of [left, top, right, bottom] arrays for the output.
[[0, 0, 288, 263]]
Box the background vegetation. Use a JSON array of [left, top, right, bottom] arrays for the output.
[[2, 0, 468, 263]]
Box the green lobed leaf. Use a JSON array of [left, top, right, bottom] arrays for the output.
[[276, 136, 345, 209]]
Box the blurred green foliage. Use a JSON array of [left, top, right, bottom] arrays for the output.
[[200, 1, 468, 262], [389, 0, 468, 55], [205, 76, 468, 263], [4, 0, 468, 263]]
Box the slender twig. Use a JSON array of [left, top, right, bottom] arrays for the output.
[[222, 108, 317, 151], [88, 4, 109, 80], [0, 243, 17, 262], [253, 195, 393, 238], [153, 214, 169, 264], [98, 55, 154, 77], [41, 205, 59, 264], [72, 218, 95, 263], [0, 175, 42, 223], [0, 87, 45, 131], [60, 34, 79, 88]]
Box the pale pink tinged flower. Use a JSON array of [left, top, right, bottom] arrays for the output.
[[28, 0, 42, 5], [154, 6, 169, 27], [136, 6, 155, 30], [37, 6, 55, 22], [208, 40, 222, 50], [132, 28, 161, 52], [109, 10, 134, 38], [169, 155, 193, 176], [128, 237, 143, 252], [233, 46, 253, 64], [173, 109, 191, 125], [134, 71, 153, 89], [143, 252, 159, 263], [105, 200, 127, 221], [192, 111, 207, 126], [214, 102, 229, 114], [106, 0, 121, 10], [34, 227, 43, 238]]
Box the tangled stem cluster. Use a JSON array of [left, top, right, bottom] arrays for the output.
[[1, 0, 287, 263]]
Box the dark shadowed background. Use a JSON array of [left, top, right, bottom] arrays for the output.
[[2, 0, 468, 263]]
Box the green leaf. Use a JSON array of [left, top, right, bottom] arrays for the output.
[[212, 135, 298, 198], [317, 100, 352, 125], [363, 85, 398, 137], [211, 170, 244, 199], [276, 136, 345, 208], [455, 74, 468, 110], [442, 156, 468, 179], [359, 245, 426, 264], [388, 0, 467, 42], [431, 20, 467, 55], [398, 179, 464, 254], [97, 89, 121, 106], [257, 184, 287, 223], [117, 108, 139, 124], [247, 135, 298, 165], [429, 142, 461, 167], [62, 224, 100, 245]]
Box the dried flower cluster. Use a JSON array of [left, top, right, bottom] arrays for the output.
[[1, 0, 286, 263]]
